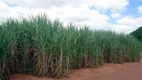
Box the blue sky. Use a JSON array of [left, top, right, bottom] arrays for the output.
[[0, 0, 142, 34], [124, 0, 141, 17]]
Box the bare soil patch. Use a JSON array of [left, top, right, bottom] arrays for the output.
[[11, 60, 142, 80]]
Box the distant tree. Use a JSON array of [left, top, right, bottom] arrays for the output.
[[130, 27, 142, 42]]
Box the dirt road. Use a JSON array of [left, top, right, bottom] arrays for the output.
[[11, 60, 142, 80]]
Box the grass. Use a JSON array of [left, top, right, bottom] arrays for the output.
[[0, 14, 142, 80]]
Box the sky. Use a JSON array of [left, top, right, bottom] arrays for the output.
[[0, 0, 142, 34]]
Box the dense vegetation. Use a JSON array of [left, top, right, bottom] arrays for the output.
[[130, 27, 142, 42], [0, 14, 142, 80]]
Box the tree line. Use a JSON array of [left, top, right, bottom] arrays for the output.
[[130, 27, 142, 42]]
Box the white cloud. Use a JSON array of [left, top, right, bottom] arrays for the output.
[[0, 1, 10, 20], [111, 16, 142, 33], [0, 0, 135, 34], [0, 0, 111, 30], [0, 0, 24, 20], [5, 0, 87, 8], [5, 0, 129, 12], [138, 6, 142, 13], [89, 0, 129, 12], [45, 5, 110, 29], [111, 13, 122, 18], [111, 24, 132, 34]]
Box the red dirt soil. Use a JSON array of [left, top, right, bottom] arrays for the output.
[[11, 59, 142, 80]]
